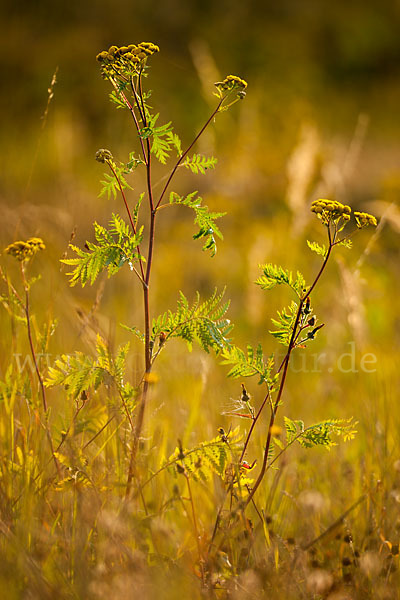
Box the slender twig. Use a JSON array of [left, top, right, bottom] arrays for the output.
[[155, 98, 224, 210], [185, 473, 205, 583], [106, 160, 146, 283], [124, 87, 228, 498], [20, 263, 61, 479], [244, 227, 335, 509], [125, 71, 156, 497], [239, 389, 271, 464], [109, 76, 147, 163]]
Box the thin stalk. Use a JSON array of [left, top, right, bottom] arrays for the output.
[[244, 227, 334, 509], [239, 389, 271, 464], [185, 473, 205, 583], [20, 263, 61, 479], [107, 160, 146, 283], [155, 98, 224, 210], [110, 76, 147, 163], [125, 88, 227, 498], [126, 73, 156, 497]]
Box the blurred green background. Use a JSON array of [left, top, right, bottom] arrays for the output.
[[0, 0, 399, 448]]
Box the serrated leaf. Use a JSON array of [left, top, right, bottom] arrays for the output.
[[183, 154, 218, 175], [256, 264, 306, 297], [169, 191, 225, 256], [336, 238, 353, 249], [270, 301, 298, 346], [166, 427, 242, 483], [61, 214, 144, 287], [221, 344, 275, 386], [151, 289, 232, 354]]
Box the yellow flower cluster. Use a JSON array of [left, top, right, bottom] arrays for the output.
[[354, 211, 378, 228], [215, 75, 248, 93], [96, 42, 159, 64], [96, 42, 159, 78], [4, 237, 45, 261], [311, 199, 351, 222], [311, 199, 378, 229]]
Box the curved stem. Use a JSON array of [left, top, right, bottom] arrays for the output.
[[244, 228, 334, 508], [155, 99, 224, 210], [21, 264, 61, 479]]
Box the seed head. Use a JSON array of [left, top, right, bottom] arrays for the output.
[[95, 149, 113, 163]]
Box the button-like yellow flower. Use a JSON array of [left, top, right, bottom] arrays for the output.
[[4, 237, 45, 261], [354, 211, 378, 228]]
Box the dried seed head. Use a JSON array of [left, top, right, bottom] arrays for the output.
[[95, 148, 113, 163]]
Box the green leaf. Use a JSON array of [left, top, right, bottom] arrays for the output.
[[45, 336, 137, 409], [166, 427, 242, 483], [99, 165, 133, 200], [283, 416, 357, 449], [169, 191, 225, 256], [270, 301, 298, 346], [336, 238, 353, 250], [182, 154, 218, 175], [61, 214, 144, 287], [307, 240, 327, 258], [45, 352, 103, 399], [141, 113, 174, 164], [168, 132, 182, 156], [109, 90, 128, 110], [151, 289, 232, 354], [221, 344, 276, 386], [120, 323, 145, 343], [256, 264, 306, 297], [284, 416, 305, 444]]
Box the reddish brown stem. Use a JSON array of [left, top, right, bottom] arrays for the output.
[[107, 161, 146, 283], [244, 229, 334, 508], [125, 90, 227, 498], [155, 99, 224, 210]]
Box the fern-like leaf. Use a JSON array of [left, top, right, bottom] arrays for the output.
[[99, 165, 133, 200], [221, 344, 276, 386], [141, 113, 174, 164], [270, 301, 298, 346], [45, 335, 136, 409], [167, 427, 241, 482], [284, 416, 357, 449], [183, 154, 217, 175], [152, 289, 232, 354], [62, 214, 144, 287], [256, 264, 306, 297], [169, 191, 225, 256]]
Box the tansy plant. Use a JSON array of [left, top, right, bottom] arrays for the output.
[[2, 45, 377, 522], [1, 238, 62, 479], [44, 42, 247, 496]]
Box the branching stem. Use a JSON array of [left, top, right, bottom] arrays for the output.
[[244, 226, 335, 508]]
